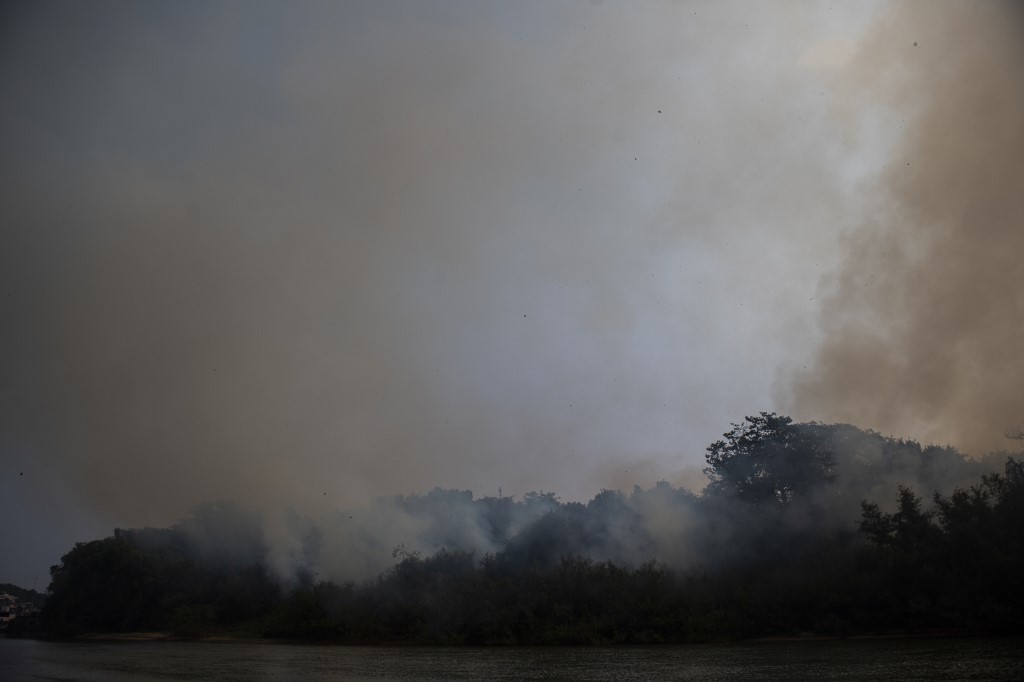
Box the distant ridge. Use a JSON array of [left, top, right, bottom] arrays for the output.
[[0, 583, 45, 608]]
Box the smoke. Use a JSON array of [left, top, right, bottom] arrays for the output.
[[4, 1, 1019, 591], [150, 420, 1000, 587], [786, 1, 1024, 455], [2, 1, 894, 587], [156, 489, 563, 584]]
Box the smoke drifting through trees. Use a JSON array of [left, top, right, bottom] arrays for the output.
[[41, 417, 1023, 641], [2, 2, 885, 591], [82, 418, 1004, 587], [787, 2, 1024, 455], [3, 1, 1020, 592]]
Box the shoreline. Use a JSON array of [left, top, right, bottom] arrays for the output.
[[9, 629, 1003, 646]]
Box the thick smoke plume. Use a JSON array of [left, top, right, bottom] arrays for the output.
[[787, 2, 1024, 454], [9, 1, 1020, 590], [2, 1, 884, 587]]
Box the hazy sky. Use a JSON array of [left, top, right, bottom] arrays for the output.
[[2, 1, 1021, 588]]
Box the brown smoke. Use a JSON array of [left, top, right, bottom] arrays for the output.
[[787, 1, 1024, 455]]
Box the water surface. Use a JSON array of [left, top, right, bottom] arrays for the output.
[[2, 636, 1022, 681]]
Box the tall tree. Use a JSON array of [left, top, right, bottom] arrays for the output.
[[704, 413, 836, 505]]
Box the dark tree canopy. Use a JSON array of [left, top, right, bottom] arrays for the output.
[[703, 412, 836, 505], [36, 416, 1024, 642]]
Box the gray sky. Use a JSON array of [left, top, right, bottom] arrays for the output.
[[3, 1, 1019, 589]]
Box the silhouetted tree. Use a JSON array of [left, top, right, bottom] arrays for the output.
[[39, 419, 1024, 642], [704, 412, 836, 505]]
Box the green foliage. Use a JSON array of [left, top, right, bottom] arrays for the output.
[[704, 412, 836, 505], [43, 527, 283, 636], [169, 604, 216, 638], [856, 459, 1024, 632], [0, 583, 45, 608], [38, 417, 1024, 643], [43, 533, 168, 634]]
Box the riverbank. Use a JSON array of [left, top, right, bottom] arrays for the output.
[[68, 631, 289, 645], [18, 627, 997, 647], [4, 634, 1023, 681]]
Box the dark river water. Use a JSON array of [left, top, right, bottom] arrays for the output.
[[2, 636, 1022, 681]]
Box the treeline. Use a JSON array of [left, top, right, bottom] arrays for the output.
[[41, 414, 1024, 642], [0, 583, 46, 609]]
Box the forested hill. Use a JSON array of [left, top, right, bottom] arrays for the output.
[[0, 583, 45, 608], [41, 415, 1024, 643]]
